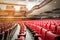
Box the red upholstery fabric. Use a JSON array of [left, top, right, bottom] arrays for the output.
[[56, 26, 60, 35], [50, 25, 56, 33], [45, 31, 60, 40], [41, 28, 47, 40]]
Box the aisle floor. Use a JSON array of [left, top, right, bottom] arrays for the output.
[[26, 28, 34, 40], [11, 24, 20, 40], [11, 24, 34, 40]]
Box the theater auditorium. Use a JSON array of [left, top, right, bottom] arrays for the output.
[[0, 0, 60, 40]]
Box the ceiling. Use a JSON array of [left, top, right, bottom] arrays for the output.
[[27, 0, 60, 17], [0, 0, 44, 10], [0, 0, 44, 2], [0, 0, 60, 18]]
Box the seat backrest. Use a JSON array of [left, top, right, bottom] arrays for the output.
[[19, 36, 24, 40], [42, 24, 47, 29], [46, 24, 50, 30], [41, 28, 47, 40], [56, 26, 60, 35], [50, 25, 56, 33], [45, 31, 60, 40]]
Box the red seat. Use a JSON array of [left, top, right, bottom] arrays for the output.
[[38, 37, 42, 40], [18, 22, 26, 39], [16, 36, 25, 40], [19, 36, 25, 40], [50, 21, 54, 25], [50, 25, 56, 33], [34, 26, 39, 33], [41, 28, 47, 40], [0, 28, 1, 33], [34, 26, 42, 37], [56, 26, 60, 35], [42, 24, 47, 29], [45, 31, 60, 40], [20, 23, 26, 34], [46, 24, 50, 30], [0, 32, 4, 40], [4, 29, 9, 40]]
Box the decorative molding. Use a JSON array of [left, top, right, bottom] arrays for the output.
[[0, 2, 26, 6]]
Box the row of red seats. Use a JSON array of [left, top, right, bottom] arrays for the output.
[[25, 19, 60, 35], [38, 28, 60, 40], [24, 19, 60, 40], [15, 22, 26, 40], [0, 22, 18, 40]]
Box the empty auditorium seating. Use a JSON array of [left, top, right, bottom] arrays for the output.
[[50, 25, 56, 33], [56, 26, 60, 35], [0, 22, 18, 40], [16, 22, 26, 40], [41, 28, 47, 40], [19, 22, 26, 36], [15, 36, 25, 40], [24, 19, 60, 40], [0, 19, 60, 40], [45, 31, 60, 40]]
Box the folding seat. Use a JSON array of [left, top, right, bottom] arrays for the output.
[[2, 27, 5, 31], [34, 27, 42, 40], [22, 25, 26, 33], [42, 24, 47, 29], [38, 26, 42, 34], [12, 24, 17, 31], [19, 36, 25, 40], [36, 22, 40, 26], [50, 21, 54, 25], [31, 25, 36, 31], [16, 36, 25, 40], [45, 31, 60, 40], [34, 27, 40, 34], [0, 28, 1, 33], [55, 23, 59, 26], [18, 23, 26, 38], [40, 22, 43, 27], [50, 25, 56, 33], [9, 23, 17, 36], [46, 23, 50, 30], [34, 27, 42, 37], [30, 26, 36, 35], [18, 32, 26, 38], [21, 23, 26, 33], [38, 37, 42, 40], [1, 27, 4, 33], [4, 29, 9, 40], [9, 28, 12, 36], [41, 28, 47, 40], [56, 26, 60, 35], [31, 24, 35, 30], [0, 31, 4, 40]]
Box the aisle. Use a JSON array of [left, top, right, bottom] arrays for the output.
[[11, 24, 20, 40], [11, 24, 34, 40], [26, 28, 34, 40]]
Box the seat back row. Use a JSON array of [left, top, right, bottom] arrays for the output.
[[24, 19, 60, 40], [0, 22, 18, 40], [25, 23, 60, 40], [25, 19, 60, 35], [16, 22, 26, 40]]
